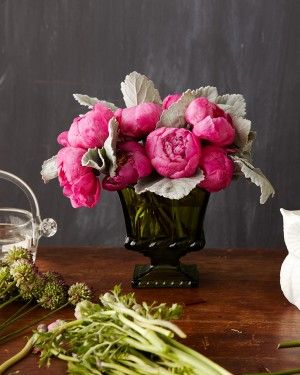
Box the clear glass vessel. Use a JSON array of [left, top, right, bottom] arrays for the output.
[[0, 170, 57, 261]]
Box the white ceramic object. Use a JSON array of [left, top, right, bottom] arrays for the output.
[[280, 208, 300, 309]]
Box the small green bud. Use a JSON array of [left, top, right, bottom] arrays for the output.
[[0, 266, 15, 300], [0, 266, 11, 283], [10, 259, 36, 287], [18, 274, 45, 301], [68, 283, 93, 306], [38, 280, 67, 310], [3, 247, 32, 266], [43, 271, 65, 285]]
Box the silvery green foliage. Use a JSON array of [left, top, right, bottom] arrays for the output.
[[231, 117, 252, 150], [241, 131, 256, 161], [157, 87, 218, 128], [135, 169, 204, 200], [81, 118, 119, 176], [190, 86, 219, 102], [81, 148, 106, 172], [41, 155, 58, 183], [157, 90, 195, 128], [121, 71, 162, 108], [102, 117, 119, 177], [73, 93, 118, 112], [231, 156, 275, 204], [215, 94, 246, 117]]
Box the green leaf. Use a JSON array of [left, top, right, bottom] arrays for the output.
[[120, 71, 162, 108], [41, 155, 58, 183], [157, 90, 195, 128], [73, 93, 118, 112], [232, 156, 275, 204], [215, 94, 246, 117], [135, 170, 205, 200], [103, 117, 119, 177], [232, 116, 252, 150], [190, 86, 218, 101], [157, 86, 218, 128], [81, 148, 105, 172], [241, 131, 256, 162]]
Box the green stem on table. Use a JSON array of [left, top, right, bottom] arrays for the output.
[[0, 281, 16, 299], [163, 336, 232, 375], [50, 349, 79, 363], [0, 299, 32, 330], [0, 334, 36, 374], [278, 341, 300, 349], [0, 302, 36, 333], [101, 360, 156, 375], [0, 303, 69, 344], [121, 355, 173, 375], [0, 294, 20, 310]]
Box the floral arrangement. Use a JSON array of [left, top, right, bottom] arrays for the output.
[[41, 71, 274, 207]]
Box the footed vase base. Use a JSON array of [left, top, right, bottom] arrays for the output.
[[132, 263, 199, 288]]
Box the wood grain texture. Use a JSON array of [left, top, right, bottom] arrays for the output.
[[0, 0, 300, 248], [0, 246, 299, 374]]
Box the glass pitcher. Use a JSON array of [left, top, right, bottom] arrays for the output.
[[0, 170, 57, 261]]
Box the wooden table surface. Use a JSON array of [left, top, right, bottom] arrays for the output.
[[0, 246, 299, 375]]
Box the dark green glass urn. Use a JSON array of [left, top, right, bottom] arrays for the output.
[[118, 187, 210, 289]]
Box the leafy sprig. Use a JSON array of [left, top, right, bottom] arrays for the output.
[[0, 285, 232, 375]]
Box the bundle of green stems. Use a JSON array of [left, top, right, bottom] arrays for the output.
[[0, 285, 232, 375]]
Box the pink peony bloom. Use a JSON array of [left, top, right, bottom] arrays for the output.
[[57, 147, 100, 208], [146, 127, 201, 179], [102, 141, 152, 191], [57, 131, 69, 146], [67, 103, 113, 149], [162, 94, 182, 109], [199, 145, 234, 192], [185, 97, 235, 146], [115, 103, 162, 139], [192, 116, 235, 146]]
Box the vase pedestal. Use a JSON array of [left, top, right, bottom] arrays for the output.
[[132, 263, 199, 288], [119, 187, 209, 289]]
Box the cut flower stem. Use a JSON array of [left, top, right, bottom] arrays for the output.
[[0, 303, 69, 344]]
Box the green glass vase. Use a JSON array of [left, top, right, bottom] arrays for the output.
[[118, 187, 210, 288]]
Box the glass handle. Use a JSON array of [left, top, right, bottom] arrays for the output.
[[0, 170, 57, 242]]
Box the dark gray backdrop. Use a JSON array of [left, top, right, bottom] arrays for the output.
[[0, 0, 299, 248]]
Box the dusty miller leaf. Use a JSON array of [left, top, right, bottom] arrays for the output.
[[81, 148, 106, 172], [215, 94, 246, 117], [157, 86, 218, 128], [103, 117, 119, 177], [134, 169, 205, 200], [240, 131, 256, 162], [232, 116, 252, 149], [232, 156, 275, 204], [73, 93, 118, 112], [157, 90, 195, 128], [120, 71, 162, 107], [190, 86, 218, 102], [41, 155, 58, 183]]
